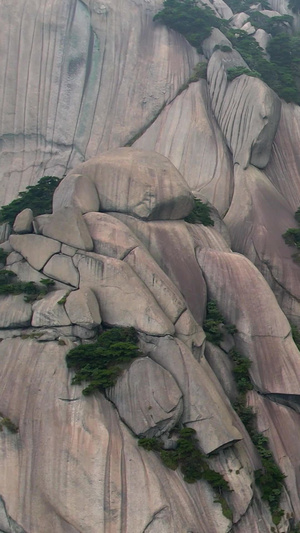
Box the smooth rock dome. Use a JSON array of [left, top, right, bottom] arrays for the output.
[[53, 148, 194, 220]]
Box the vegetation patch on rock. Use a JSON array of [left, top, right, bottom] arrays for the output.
[[184, 198, 214, 226], [66, 327, 141, 395], [0, 176, 61, 225], [139, 427, 233, 519]]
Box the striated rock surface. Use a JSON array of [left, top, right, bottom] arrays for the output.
[[0, 0, 199, 206], [107, 357, 183, 438], [134, 81, 234, 216]]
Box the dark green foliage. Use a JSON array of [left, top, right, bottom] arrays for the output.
[[231, 353, 285, 521], [0, 414, 18, 433], [0, 269, 55, 301], [184, 198, 214, 225], [189, 62, 207, 82], [203, 300, 236, 345], [153, 0, 224, 53], [138, 438, 162, 451], [282, 206, 300, 264], [0, 175, 61, 225], [66, 327, 140, 395], [160, 450, 179, 470], [283, 227, 300, 248], [225, 0, 270, 14], [289, 0, 300, 14], [139, 427, 232, 519], [0, 248, 8, 264], [226, 66, 261, 81], [249, 11, 293, 37], [229, 349, 253, 394], [291, 323, 300, 350]]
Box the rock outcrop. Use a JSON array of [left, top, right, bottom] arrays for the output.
[[2, 0, 300, 531]]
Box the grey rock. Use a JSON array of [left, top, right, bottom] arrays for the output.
[[0, 295, 32, 329], [38, 207, 93, 251], [75, 251, 175, 336], [65, 288, 101, 329], [107, 357, 183, 438], [83, 211, 140, 259], [6, 252, 23, 265], [140, 335, 242, 454], [63, 148, 194, 220], [52, 174, 100, 214], [71, 325, 97, 339], [61, 244, 77, 256], [9, 234, 61, 271], [43, 254, 79, 288], [32, 290, 71, 327], [12, 208, 33, 234]]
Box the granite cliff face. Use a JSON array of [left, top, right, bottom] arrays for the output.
[[1, 0, 300, 532]]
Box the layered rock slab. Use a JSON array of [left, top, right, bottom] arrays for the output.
[[74, 251, 175, 336], [224, 164, 300, 326], [111, 214, 207, 324], [207, 51, 281, 168], [197, 248, 300, 397]]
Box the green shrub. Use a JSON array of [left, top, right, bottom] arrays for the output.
[[139, 427, 232, 518], [203, 300, 236, 345], [138, 438, 162, 451], [0, 248, 8, 264], [291, 323, 300, 350], [0, 269, 55, 301], [66, 327, 140, 395], [153, 0, 224, 54], [0, 175, 61, 225], [184, 198, 214, 225], [226, 66, 261, 82], [229, 349, 253, 394], [0, 415, 18, 433], [189, 62, 207, 82]]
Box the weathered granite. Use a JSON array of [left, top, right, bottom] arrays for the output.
[[134, 81, 234, 217], [52, 174, 100, 214], [0, 295, 32, 329], [32, 290, 71, 327], [9, 234, 61, 271], [224, 164, 300, 327], [107, 357, 183, 438], [207, 53, 281, 168], [61, 148, 194, 221], [43, 254, 79, 288], [140, 334, 243, 454], [83, 212, 140, 259], [0, 0, 199, 206], [65, 288, 101, 329], [13, 208, 33, 234], [38, 207, 93, 251], [111, 215, 207, 324], [75, 252, 175, 336], [197, 248, 300, 396]]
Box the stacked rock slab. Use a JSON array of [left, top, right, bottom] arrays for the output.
[[0, 148, 281, 532]]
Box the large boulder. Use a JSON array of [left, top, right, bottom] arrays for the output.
[[107, 357, 183, 438], [54, 149, 194, 221]]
